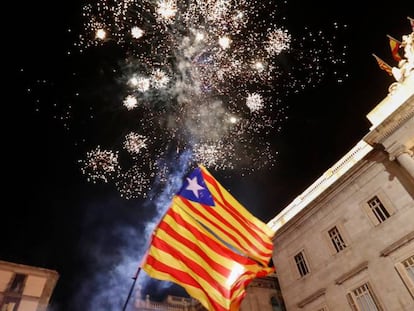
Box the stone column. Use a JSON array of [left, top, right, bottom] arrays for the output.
[[390, 147, 414, 179]]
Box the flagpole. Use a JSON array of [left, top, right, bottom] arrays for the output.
[[122, 267, 141, 311]]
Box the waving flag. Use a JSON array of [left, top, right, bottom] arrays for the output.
[[372, 53, 393, 76], [408, 16, 414, 31], [387, 34, 402, 62], [141, 165, 274, 311]]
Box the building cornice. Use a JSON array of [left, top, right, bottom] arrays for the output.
[[364, 94, 414, 146], [0, 260, 59, 280], [380, 231, 414, 257], [334, 261, 369, 285], [296, 288, 326, 308], [365, 74, 414, 131], [268, 69, 413, 236], [267, 141, 372, 234]]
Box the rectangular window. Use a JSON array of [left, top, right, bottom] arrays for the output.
[[328, 226, 347, 252], [8, 274, 26, 294], [347, 282, 382, 311], [294, 251, 309, 277], [395, 255, 414, 298], [0, 296, 20, 311], [367, 196, 390, 223], [402, 255, 414, 282]]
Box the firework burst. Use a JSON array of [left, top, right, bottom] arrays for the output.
[[79, 146, 120, 183], [74, 0, 348, 198]]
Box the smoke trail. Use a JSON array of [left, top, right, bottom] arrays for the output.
[[62, 151, 192, 311]]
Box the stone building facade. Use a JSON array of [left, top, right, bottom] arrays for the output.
[[134, 294, 207, 310], [134, 274, 285, 311], [267, 31, 414, 311], [132, 30, 413, 311], [0, 260, 59, 311], [240, 274, 286, 311]]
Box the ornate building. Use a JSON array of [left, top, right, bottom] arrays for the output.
[[267, 30, 414, 310], [240, 274, 285, 311], [130, 28, 413, 311], [134, 294, 206, 310], [0, 260, 59, 311], [133, 274, 285, 311]]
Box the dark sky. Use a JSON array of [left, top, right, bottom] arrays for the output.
[[4, 1, 412, 310]]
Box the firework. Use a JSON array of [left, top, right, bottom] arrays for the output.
[[123, 132, 148, 155], [246, 93, 264, 113], [123, 95, 138, 110], [74, 0, 348, 198], [79, 146, 120, 183]]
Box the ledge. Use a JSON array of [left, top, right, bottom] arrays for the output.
[[335, 261, 368, 285], [297, 288, 326, 308], [380, 231, 414, 257]]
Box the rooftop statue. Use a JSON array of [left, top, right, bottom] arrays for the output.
[[392, 31, 414, 82]]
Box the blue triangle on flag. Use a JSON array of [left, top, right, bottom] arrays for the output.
[[177, 167, 215, 206]]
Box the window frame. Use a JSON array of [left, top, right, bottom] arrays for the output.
[[361, 190, 395, 226], [7, 273, 26, 294], [346, 281, 383, 311], [395, 254, 414, 298], [0, 296, 20, 311], [322, 221, 351, 256], [294, 249, 310, 278]]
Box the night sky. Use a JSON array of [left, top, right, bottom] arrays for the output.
[[4, 1, 412, 310]]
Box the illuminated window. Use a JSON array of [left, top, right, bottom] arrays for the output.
[[346, 282, 382, 311], [328, 226, 347, 252], [395, 255, 414, 298], [294, 251, 309, 277]]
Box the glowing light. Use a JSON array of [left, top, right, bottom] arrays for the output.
[[131, 26, 144, 39], [123, 95, 138, 110], [157, 0, 177, 21], [229, 116, 238, 124], [95, 28, 106, 40], [253, 61, 265, 72], [246, 93, 264, 112], [128, 77, 139, 87], [151, 69, 170, 89], [218, 36, 231, 49], [135, 77, 150, 92], [195, 32, 205, 42]]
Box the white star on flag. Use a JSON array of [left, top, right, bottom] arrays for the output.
[[186, 177, 204, 198]]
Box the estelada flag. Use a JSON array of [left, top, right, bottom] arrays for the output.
[[387, 35, 402, 62], [141, 165, 274, 311]]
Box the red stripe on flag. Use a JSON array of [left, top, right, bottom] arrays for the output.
[[160, 210, 235, 276], [202, 170, 273, 244], [202, 171, 273, 248], [144, 254, 228, 311], [151, 235, 230, 296], [178, 196, 271, 264], [168, 205, 262, 266]]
